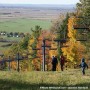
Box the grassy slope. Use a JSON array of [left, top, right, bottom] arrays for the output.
[[0, 19, 52, 33], [0, 69, 90, 90]]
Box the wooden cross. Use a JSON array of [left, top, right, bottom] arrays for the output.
[[73, 25, 89, 41], [32, 39, 51, 71], [42, 39, 51, 71]]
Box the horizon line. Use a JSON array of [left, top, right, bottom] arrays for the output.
[[0, 3, 76, 5]]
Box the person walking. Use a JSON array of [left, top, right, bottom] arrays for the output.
[[60, 55, 65, 71], [79, 58, 88, 75], [52, 56, 58, 71]]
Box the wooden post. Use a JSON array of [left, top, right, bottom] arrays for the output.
[[42, 39, 45, 71], [42, 39, 51, 71], [8, 56, 11, 71], [17, 53, 20, 72]]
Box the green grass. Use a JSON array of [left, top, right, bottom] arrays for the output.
[[0, 19, 52, 33], [0, 69, 90, 90]]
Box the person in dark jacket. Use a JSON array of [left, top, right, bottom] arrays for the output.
[[79, 58, 88, 75], [60, 55, 65, 71], [52, 56, 58, 71]]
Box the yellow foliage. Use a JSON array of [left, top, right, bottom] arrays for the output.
[[62, 17, 85, 62], [11, 61, 17, 70], [28, 35, 35, 54]]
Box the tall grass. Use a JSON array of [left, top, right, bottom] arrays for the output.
[[0, 69, 90, 90]]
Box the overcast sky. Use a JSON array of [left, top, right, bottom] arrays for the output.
[[0, 0, 79, 4]]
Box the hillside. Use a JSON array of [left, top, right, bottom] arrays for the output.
[[0, 69, 90, 90]]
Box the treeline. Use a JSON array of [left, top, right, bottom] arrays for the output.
[[0, 31, 25, 38]]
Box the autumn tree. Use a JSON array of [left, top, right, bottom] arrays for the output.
[[28, 25, 42, 70], [76, 0, 90, 26], [62, 17, 86, 67], [76, 0, 90, 60], [20, 34, 30, 50]]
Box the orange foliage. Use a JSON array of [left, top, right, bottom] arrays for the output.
[[36, 31, 52, 70], [11, 61, 17, 70]]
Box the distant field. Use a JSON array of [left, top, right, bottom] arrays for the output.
[[0, 5, 75, 33], [0, 69, 90, 90], [0, 5, 75, 53], [0, 19, 52, 33], [0, 19, 51, 52]]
